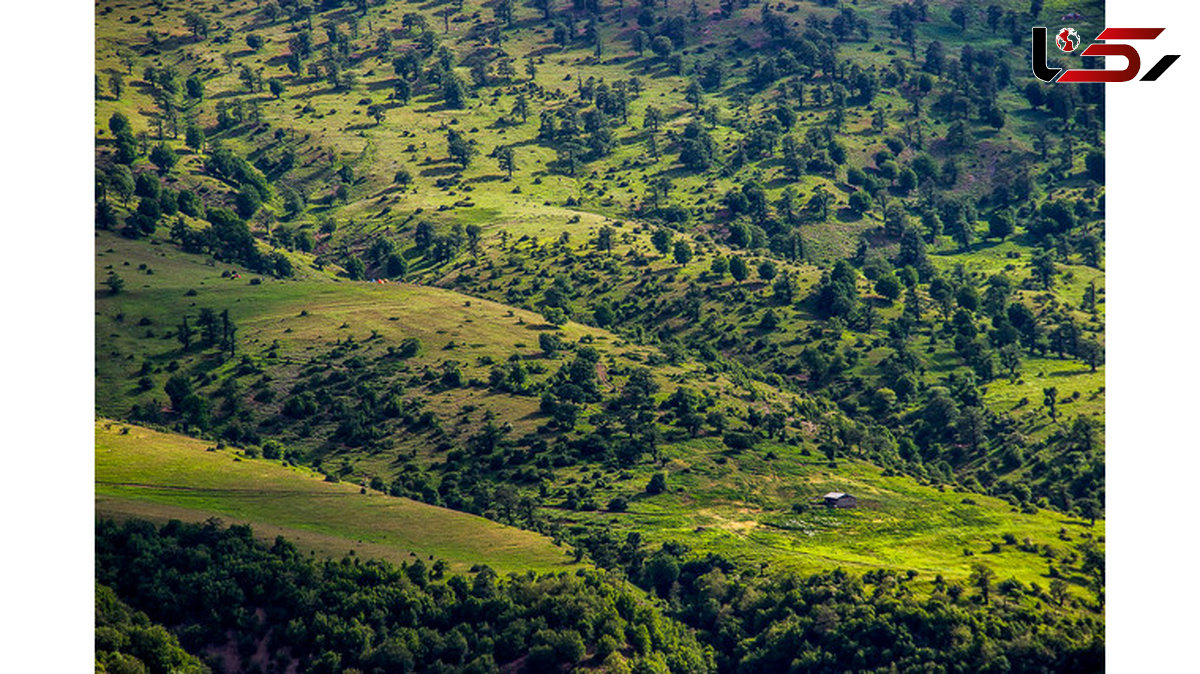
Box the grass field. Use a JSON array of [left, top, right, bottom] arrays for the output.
[[95, 419, 573, 573], [547, 433, 1105, 597], [94, 416, 1104, 601]]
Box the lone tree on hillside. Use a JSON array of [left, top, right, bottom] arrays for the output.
[[512, 93, 529, 122], [446, 129, 475, 169], [672, 240, 692, 266], [950, 6, 968, 32], [729, 256, 748, 282], [442, 71, 467, 108], [149, 144, 178, 175], [631, 30, 649, 56], [970, 564, 996, 604], [596, 225, 614, 251], [183, 11, 210, 40], [109, 72, 125, 99], [1080, 498, 1102, 527], [108, 165, 135, 205], [646, 472, 667, 494], [1049, 578, 1069, 606], [643, 105, 663, 134], [495, 145, 515, 178], [1031, 248, 1056, 289], [105, 272, 124, 295], [1077, 338, 1102, 372], [651, 229, 672, 256], [757, 259, 777, 281], [368, 103, 387, 125], [710, 256, 727, 278], [651, 35, 673, 59], [1042, 386, 1058, 419], [177, 315, 194, 350]]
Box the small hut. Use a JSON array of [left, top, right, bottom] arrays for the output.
[[822, 492, 857, 508]]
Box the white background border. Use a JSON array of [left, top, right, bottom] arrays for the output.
[[1106, 0, 1198, 669], [1, 2, 95, 670]]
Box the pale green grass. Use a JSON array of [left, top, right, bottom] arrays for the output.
[[96, 419, 572, 573], [551, 435, 1104, 597]]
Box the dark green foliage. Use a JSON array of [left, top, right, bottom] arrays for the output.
[[177, 189, 203, 218], [184, 123, 205, 151], [673, 240, 693, 265], [651, 228, 672, 255], [205, 145, 270, 196], [1085, 150, 1104, 183], [446, 128, 475, 168], [149, 144, 177, 175], [442, 70, 467, 108], [96, 520, 714, 673], [107, 165, 135, 205], [386, 251, 408, 278], [234, 185, 262, 218], [848, 189, 872, 214], [693, 565, 1102, 672], [561, 538, 1104, 674], [812, 260, 859, 318], [538, 332, 565, 355], [344, 255, 366, 280], [95, 584, 208, 673], [875, 273, 901, 301], [105, 272, 125, 295], [646, 472, 667, 494], [134, 172, 160, 200], [988, 208, 1015, 240], [650, 35, 673, 59], [757, 260, 777, 281], [729, 256, 748, 282]]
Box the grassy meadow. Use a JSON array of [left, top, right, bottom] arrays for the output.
[[543, 431, 1105, 597], [96, 419, 572, 573]]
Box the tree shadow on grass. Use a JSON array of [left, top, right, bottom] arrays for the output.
[[835, 207, 864, 223], [418, 165, 462, 178], [1048, 368, 1093, 377], [464, 174, 508, 184]]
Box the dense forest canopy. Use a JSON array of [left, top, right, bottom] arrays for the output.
[[97, 518, 1103, 673]]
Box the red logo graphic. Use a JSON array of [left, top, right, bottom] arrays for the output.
[[1056, 27, 1080, 52], [1032, 27, 1180, 83]]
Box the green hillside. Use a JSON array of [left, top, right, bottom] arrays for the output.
[[558, 434, 1104, 590], [94, 0, 1107, 670], [97, 419, 572, 573]]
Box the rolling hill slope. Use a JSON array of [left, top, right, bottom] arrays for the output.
[[96, 419, 572, 573]]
